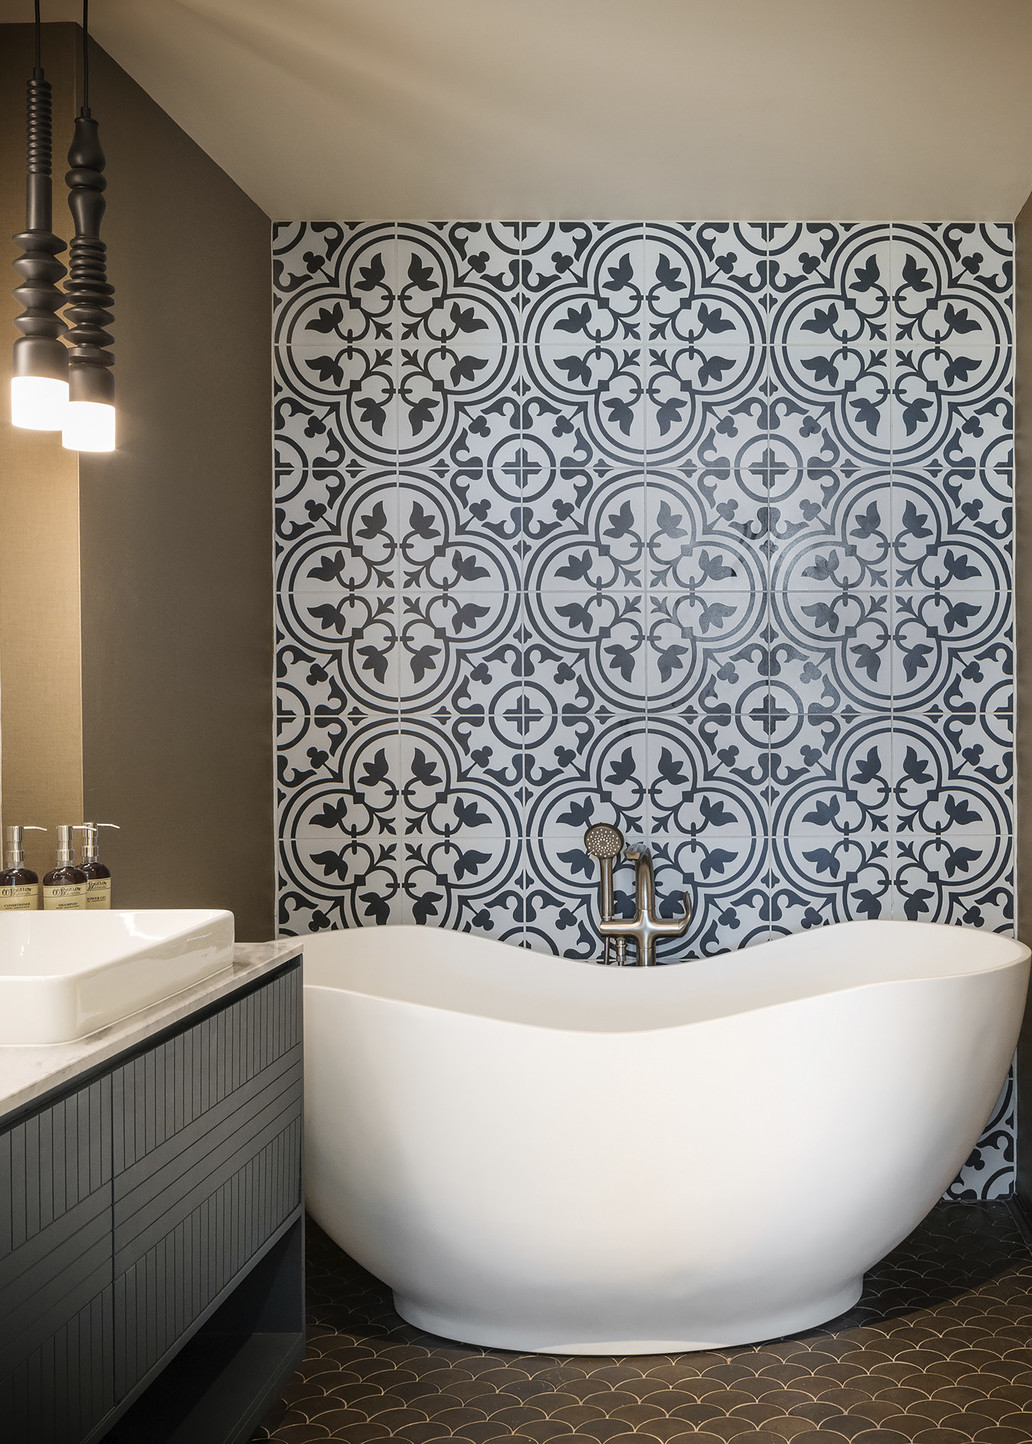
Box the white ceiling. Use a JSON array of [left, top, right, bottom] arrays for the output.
[[3, 0, 1032, 221]]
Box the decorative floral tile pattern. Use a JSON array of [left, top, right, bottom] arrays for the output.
[[275, 220, 1015, 1197]]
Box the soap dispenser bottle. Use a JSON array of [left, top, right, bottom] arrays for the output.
[[0, 825, 46, 910], [43, 825, 88, 910], [79, 822, 119, 909]]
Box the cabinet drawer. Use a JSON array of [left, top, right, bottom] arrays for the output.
[[111, 967, 302, 1398], [0, 1079, 114, 1444]]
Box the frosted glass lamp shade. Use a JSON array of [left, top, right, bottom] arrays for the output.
[[62, 399, 115, 452], [11, 375, 68, 430]]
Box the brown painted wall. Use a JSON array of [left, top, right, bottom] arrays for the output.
[[0, 23, 274, 938], [76, 36, 274, 939], [0, 25, 83, 867], [1016, 189, 1032, 1209]]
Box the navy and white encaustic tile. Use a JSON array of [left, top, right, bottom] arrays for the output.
[[274, 222, 1015, 1198]]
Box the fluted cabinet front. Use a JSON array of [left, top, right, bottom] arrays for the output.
[[0, 1079, 114, 1444], [111, 969, 303, 1399], [0, 962, 303, 1444]]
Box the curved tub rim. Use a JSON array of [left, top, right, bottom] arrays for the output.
[[297, 918, 1031, 1036]]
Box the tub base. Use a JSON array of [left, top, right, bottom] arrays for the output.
[[392, 1279, 865, 1355]]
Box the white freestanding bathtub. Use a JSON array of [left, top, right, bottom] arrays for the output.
[[302, 921, 1029, 1354]]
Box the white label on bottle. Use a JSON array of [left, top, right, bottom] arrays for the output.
[[86, 877, 111, 910], [0, 884, 39, 911], [43, 883, 87, 911]]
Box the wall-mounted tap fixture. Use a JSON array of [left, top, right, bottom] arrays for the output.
[[584, 825, 692, 966]]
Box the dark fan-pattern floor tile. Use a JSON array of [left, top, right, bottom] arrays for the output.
[[251, 1203, 1032, 1443]]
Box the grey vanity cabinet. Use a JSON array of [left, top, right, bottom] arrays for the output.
[[0, 1078, 115, 1443], [0, 959, 304, 1444], [110, 967, 303, 1400]]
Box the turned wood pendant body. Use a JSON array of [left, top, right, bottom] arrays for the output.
[[11, 71, 68, 385], [64, 111, 115, 405]]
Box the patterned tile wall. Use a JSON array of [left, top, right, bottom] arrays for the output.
[[273, 221, 1015, 1197]]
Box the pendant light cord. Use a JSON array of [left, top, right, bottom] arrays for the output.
[[81, 0, 90, 115], [33, 0, 41, 75]]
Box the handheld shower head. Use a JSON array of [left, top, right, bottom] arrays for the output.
[[584, 823, 624, 860], [585, 823, 624, 965]]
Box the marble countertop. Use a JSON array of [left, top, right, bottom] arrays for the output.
[[0, 938, 304, 1119]]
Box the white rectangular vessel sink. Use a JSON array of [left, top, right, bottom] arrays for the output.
[[0, 909, 235, 1045]]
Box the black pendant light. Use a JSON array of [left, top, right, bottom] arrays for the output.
[[62, 0, 115, 452], [10, 0, 69, 432]]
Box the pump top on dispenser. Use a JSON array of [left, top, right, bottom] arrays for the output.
[[43, 825, 87, 911], [0, 825, 46, 911], [78, 822, 118, 910]]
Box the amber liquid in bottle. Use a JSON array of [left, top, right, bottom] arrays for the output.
[[42, 864, 87, 910], [43, 826, 87, 910], [0, 865, 39, 912], [81, 860, 112, 910], [79, 823, 118, 909], [0, 825, 44, 911]]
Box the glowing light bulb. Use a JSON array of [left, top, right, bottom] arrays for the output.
[[62, 399, 115, 452], [11, 375, 68, 430]]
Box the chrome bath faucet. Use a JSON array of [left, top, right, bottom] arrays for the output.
[[584, 824, 692, 966]]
